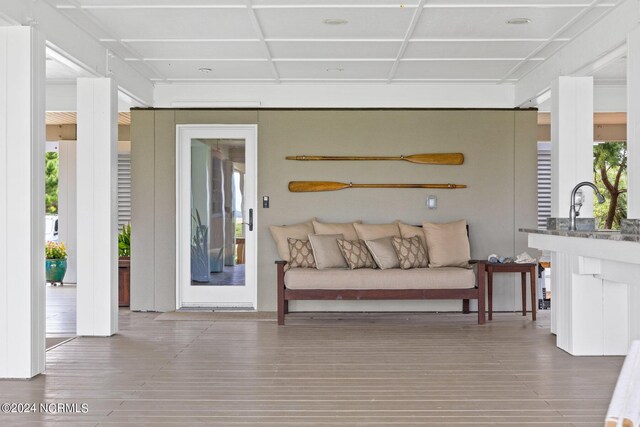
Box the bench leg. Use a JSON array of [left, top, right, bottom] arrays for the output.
[[521, 271, 527, 316], [462, 299, 470, 314], [530, 265, 537, 321], [277, 262, 286, 325], [477, 263, 486, 325]]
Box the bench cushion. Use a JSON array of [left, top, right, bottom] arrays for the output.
[[284, 267, 475, 290]]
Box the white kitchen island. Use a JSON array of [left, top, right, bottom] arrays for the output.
[[523, 228, 640, 356]]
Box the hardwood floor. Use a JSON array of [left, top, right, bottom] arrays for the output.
[[1, 309, 622, 426]]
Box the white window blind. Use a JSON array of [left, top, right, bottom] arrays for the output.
[[118, 152, 131, 230], [537, 142, 551, 228]]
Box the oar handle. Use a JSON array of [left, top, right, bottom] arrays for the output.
[[286, 155, 397, 161], [353, 183, 466, 189]]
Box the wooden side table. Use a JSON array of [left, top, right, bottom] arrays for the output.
[[472, 261, 537, 321]]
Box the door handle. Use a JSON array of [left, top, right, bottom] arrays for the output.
[[242, 208, 253, 231]]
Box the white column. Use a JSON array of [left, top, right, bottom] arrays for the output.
[[58, 140, 77, 283], [0, 27, 46, 379], [550, 77, 595, 218], [628, 27, 640, 219], [76, 78, 118, 336]]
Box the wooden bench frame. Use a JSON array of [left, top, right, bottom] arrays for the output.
[[276, 260, 486, 325]]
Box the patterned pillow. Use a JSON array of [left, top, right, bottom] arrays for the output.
[[287, 238, 316, 268], [336, 239, 375, 270], [391, 236, 428, 269]]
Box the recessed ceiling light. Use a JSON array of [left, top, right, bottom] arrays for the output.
[[198, 67, 213, 73], [506, 18, 532, 25], [323, 18, 348, 25], [326, 67, 344, 72]]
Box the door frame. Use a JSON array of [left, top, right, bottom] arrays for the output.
[[175, 124, 258, 309]]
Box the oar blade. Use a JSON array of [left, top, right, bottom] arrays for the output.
[[405, 153, 464, 165], [288, 181, 349, 192]]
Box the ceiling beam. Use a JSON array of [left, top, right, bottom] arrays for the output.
[[387, 0, 426, 82], [1, 0, 153, 106], [500, 0, 603, 83], [515, 0, 639, 107], [245, 0, 280, 83]]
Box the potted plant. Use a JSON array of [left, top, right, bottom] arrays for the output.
[[46, 241, 67, 286], [118, 223, 131, 307]]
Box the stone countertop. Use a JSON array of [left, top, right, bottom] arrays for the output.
[[520, 228, 640, 242]]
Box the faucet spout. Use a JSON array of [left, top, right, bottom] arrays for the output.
[[569, 182, 606, 231]]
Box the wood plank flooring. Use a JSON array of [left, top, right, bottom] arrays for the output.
[[0, 309, 622, 426]]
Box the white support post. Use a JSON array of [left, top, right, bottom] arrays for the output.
[[628, 27, 640, 219], [76, 78, 118, 336], [58, 140, 77, 283], [0, 27, 46, 379], [550, 77, 595, 219]]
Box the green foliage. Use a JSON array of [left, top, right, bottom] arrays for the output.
[[593, 141, 627, 230], [46, 241, 67, 260], [118, 223, 131, 257], [45, 152, 59, 214]]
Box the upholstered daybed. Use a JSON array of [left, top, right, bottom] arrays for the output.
[[270, 219, 486, 325]]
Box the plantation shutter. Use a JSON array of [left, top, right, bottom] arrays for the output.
[[537, 142, 552, 228], [118, 152, 131, 230]]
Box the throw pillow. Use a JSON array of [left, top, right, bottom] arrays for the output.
[[337, 239, 375, 270], [287, 238, 316, 268], [398, 222, 429, 261], [312, 220, 361, 241], [391, 236, 428, 269], [308, 233, 348, 269], [353, 222, 400, 240], [269, 219, 315, 263], [422, 220, 471, 268], [364, 237, 400, 269]]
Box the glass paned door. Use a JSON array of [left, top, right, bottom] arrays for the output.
[[177, 126, 257, 308]]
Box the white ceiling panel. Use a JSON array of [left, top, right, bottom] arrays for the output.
[[394, 60, 521, 80], [560, 6, 614, 39], [150, 60, 275, 80], [53, 0, 244, 6], [413, 7, 584, 39], [118, 41, 266, 60], [424, 0, 613, 5], [75, 8, 256, 39], [46, 59, 95, 81], [268, 41, 400, 59], [253, 0, 419, 6], [504, 60, 543, 80], [404, 40, 564, 59], [275, 61, 392, 79], [255, 7, 414, 39], [594, 58, 626, 83]]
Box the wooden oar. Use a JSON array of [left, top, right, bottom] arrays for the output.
[[289, 181, 466, 192], [285, 153, 464, 165]]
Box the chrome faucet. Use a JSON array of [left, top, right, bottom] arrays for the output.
[[569, 182, 606, 231]]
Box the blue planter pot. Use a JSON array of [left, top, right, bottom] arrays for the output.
[[46, 259, 67, 284]]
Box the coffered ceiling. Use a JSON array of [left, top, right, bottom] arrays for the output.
[[43, 0, 622, 85]]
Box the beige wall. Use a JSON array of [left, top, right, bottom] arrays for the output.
[[131, 109, 538, 313]]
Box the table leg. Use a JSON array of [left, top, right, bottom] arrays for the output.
[[520, 272, 527, 316], [530, 265, 537, 321], [488, 265, 493, 321]]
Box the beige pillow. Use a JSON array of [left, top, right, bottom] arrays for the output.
[[422, 220, 470, 268], [337, 239, 375, 270], [398, 222, 428, 261], [287, 238, 316, 269], [269, 219, 315, 262], [312, 220, 361, 241], [364, 237, 400, 269], [391, 236, 428, 270], [353, 223, 400, 240], [308, 234, 347, 269]]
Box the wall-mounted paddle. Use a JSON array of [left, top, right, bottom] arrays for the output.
[[289, 181, 467, 192], [285, 153, 464, 165]]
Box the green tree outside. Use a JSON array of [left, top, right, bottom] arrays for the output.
[[45, 152, 59, 214], [593, 141, 627, 230]]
